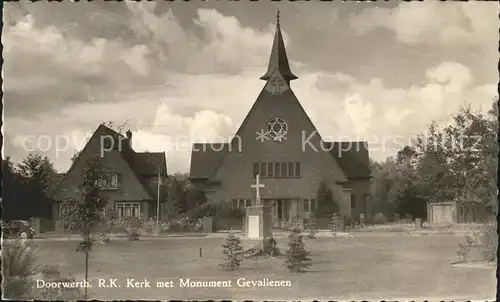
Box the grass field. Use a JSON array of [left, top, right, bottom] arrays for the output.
[[32, 235, 495, 300]]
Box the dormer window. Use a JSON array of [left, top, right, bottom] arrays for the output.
[[97, 173, 119, 190]]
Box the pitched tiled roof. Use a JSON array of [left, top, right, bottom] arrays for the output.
[[54, 124, 168, 201], [189, 143, 229, 179], [324, 142, 371, 179], [129, 152, 167, 176], [454, 189, 484, 205], [91, 125, 167, 177], [188, 141, 371, 181]]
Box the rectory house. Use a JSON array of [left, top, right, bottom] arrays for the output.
[[51, 124, 168, 229], [189, 13, 372, 227]]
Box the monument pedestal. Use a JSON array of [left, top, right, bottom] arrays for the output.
[[244, 204, 273, 252]]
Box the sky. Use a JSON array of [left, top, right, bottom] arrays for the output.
[[3, 1, 499, 173]]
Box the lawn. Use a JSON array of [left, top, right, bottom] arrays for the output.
[[32, 235, 495, 300]]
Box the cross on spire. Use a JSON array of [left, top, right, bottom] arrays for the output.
[[260, 10, 298, 83]]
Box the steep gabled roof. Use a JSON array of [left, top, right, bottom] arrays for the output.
[[189, 141, 371, 181], [189, 143, 229, 179], [205, 87, 348, 183], [53, 124, 168, 201], [260, 10, 298, 83], [188, 13, 369, 183], [323, 142, 371, 179], [128, 152, 168, 176], [454, 188, 484, 205]]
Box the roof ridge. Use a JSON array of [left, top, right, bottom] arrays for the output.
[[207, 87, 348, 182], [53, 124, 161, 201]]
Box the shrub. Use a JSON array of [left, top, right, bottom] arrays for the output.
[[456, 221, 497, 263], [267, 237, 281, 256], [166, 219, 182, 232], [125, 217, 141, 240], [214, 218, 243, 231], [187, 201, 246, 232], [285, 227, 312, 273], [34, 273, 84, 300], [474, 222, 497, 262], [372, 212, 388, 225], [190, 203, 217, 220], [314, 182, 340, 219], [33, 265, 83, 300], [40, 264, 61, 278], [2, 239, 38, 300], [215, 202, 245, 220], [179, 217, 191, 231], [220, 233, 243, 270], [399, 214, 413, 224], [96, 219, 112, 243], [108, 218, 127, 233], [284, 217, 303, 232], [141, 219, 156, 234]]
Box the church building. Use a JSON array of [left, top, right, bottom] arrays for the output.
[[189, 13, 371, 228]]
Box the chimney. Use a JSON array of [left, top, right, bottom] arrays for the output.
[[126, 130, 132, 149]]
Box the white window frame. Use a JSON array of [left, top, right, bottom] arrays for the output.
[[115, 202, 141, 218], [99, 173, 119, 190]]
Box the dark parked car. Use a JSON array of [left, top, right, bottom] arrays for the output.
[[2, 220, 35, 239]]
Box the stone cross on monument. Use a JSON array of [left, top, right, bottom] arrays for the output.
[[251, 174, 265, 205], [245, 174, 272, 252]]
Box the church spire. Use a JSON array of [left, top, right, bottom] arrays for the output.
[[260, 10, 298, 82]]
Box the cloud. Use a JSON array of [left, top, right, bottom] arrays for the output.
[[4, 2, 283, 118], [125, 2, 277, 74], [349, 2, 498, 48], [4, 2, 497, 174], [300, 61, 496, 160], [7, 96, 236, 173]]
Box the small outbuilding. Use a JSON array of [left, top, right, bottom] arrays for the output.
[[427, 190, 491, 224]]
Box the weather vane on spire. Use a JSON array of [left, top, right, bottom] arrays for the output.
[[276, 9, 280, 25]]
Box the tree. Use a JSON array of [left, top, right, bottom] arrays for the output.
[[412, 106, 496, 205], [285, 227, 312, 273], [17, 154, 56, 188], [60, 154, 108, 300], [313, 182, 339, 219], [447, 106, 497, 203], [6, 154, 57, 219], [219, 233, 243, 270], [2, 157, 26, 220]]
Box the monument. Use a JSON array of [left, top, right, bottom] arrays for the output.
[[245, 174, 273, 252]]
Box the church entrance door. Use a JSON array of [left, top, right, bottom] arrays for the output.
[[277, 199, 289, 228]]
